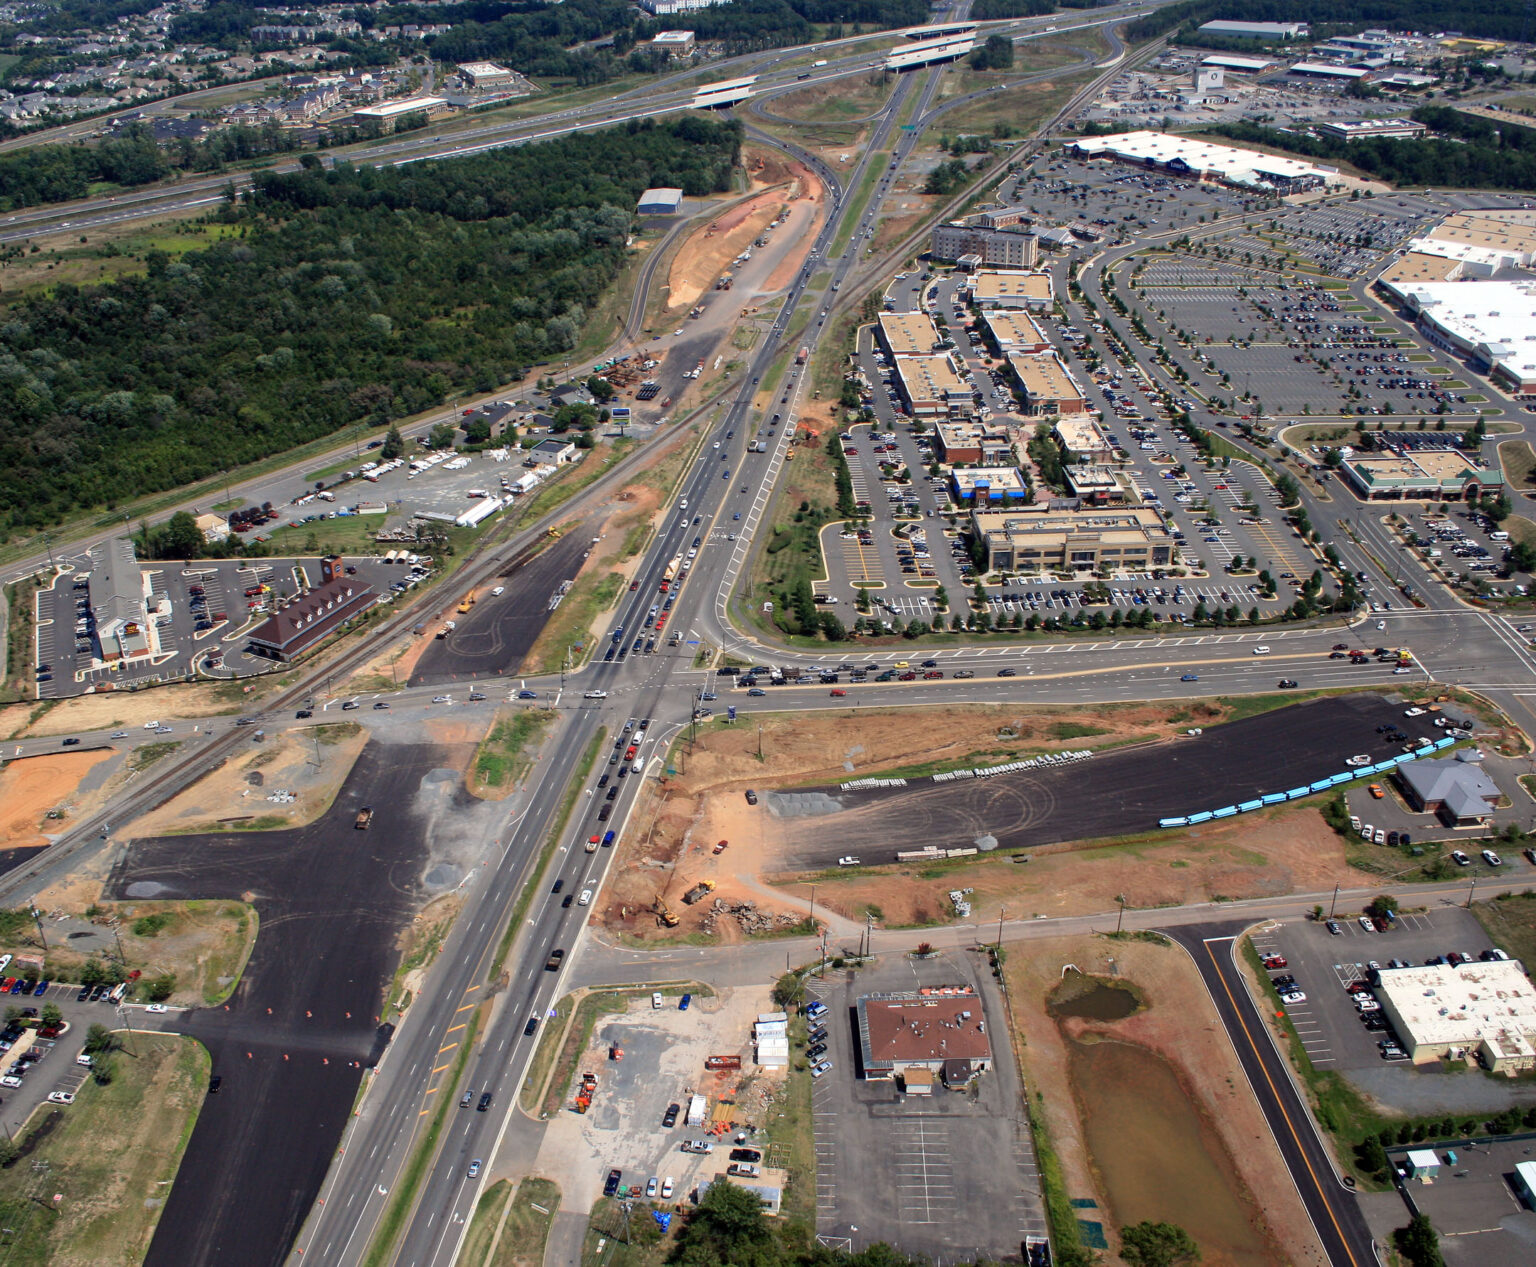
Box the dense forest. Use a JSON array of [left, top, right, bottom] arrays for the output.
[[0, 116, 739, 535], [1126, 0, 1536, 43], [1210, 108, 1536, 189], [972, 0, 1054, 19]]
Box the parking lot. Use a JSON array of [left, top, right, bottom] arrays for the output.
[[36, 553, 401, 698], [1254, 907, 1536, 1117], [801, 947, 1047, 1259], [0, 974, 177, 1136], [1374, 1137, 1536, 1267]]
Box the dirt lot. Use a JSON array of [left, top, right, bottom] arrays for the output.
[[1004, 934, 1326, 1267], [600, 702, 1381, 942], [0, 676, 264, 739], [0, 749, 118, 854], [526, 984, 780, 1212], [127, 721, 367, 837], [665, 147, 824, 314]]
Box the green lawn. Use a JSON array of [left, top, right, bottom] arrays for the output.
[[0, 1033, 206, 1263], [472, 709, 556, 795]]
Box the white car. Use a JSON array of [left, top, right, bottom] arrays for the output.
[[431, 695, 452, 704], [1279, 991, 1306, 1004], [1358, 916, 1376, 933], [491, 586, 505, 597], [1359, 822, 1373, 840], [47, 1091, 75, 1104], [810, 1060, 834, 1078], [145, 1003, 168, 1014], [583, 690, 608, 700], [1404, 707, 1426, 717], [143, 720, 160, 729], [578, 889, 592, 907], [1376, 620, 1386, 630], [1482, 849, 1503, 867], [661, 1176, 675, 1199], [1346, 755, 1371, 767], [837, 856, 861, 867], [1452, 850, 1472, 866]]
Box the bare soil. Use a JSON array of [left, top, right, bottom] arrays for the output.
[[5, 679, 262, 739], [0, 749, 117, 854], [127, 722, 368, 836], [599, 704, 1379, 942], [1004, 934, 1327, 1267]]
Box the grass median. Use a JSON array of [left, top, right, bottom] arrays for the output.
[[488, 726, 607, 982], [362, 1004, 484, 1267], [472, 708, 556, 798]]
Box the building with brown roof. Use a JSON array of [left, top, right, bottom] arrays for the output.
[[247, 557, 376, 662], [855, 989, 993, 1081]]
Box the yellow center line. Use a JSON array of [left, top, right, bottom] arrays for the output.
[[1202, 940, 1360, 1267]]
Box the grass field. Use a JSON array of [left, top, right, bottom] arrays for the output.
[[458, 1176, 562, 1266], [0, 1033, 206, 1262], [1500, 438, 1536, 492], [934, 67, 1096, 138], [523, 570, 623, 676], [1473, 892, 1536, 965], [472, 708, 556, 797], [771, 72, 894, 123]]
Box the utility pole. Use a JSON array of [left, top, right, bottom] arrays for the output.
[[29, 906, 46, 955], [1467, 877, 1478, 909], [757, 724, 763, 761], [1329, 883, 1340, 919], [1115, 895, 1126, 935]]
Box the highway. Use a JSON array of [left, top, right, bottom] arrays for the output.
[[4, 3, 1534, 1264]]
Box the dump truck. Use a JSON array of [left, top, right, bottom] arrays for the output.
[[705, 1055, 742, 1071], [354, 807, 374, 831], [574, 1072, 597, 1114], [682, 880, 717, 905], [796, 346, 809, 365], [661, 556, 682, 592]]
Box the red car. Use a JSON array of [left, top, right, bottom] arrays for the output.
[[1261, 955, 1287, 969], [830, 689, 846, 697]]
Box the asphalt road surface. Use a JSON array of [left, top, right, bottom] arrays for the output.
[[774, 694, 1437, 869], [1162, 922, 1377, 1267], [410, 527, 595, 686], [106, 741, 467, 1267]]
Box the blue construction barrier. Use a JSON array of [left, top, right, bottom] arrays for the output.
[[1285, 786, 1312, 800], [1159, 816, 1190, 828], [1188, 811, 1213, 824], [1309, 779, 1333, 792], [1212, 805, 1238, 818], [1238, 799, 1264, 812], [1261, 792, 1287, 805]]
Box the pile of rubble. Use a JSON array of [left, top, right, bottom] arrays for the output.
[[699, 898, 805, 936], [266, 790, 296, 804]]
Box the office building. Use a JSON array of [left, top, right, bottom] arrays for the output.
[[876, 311, 945, 359], [1374, 962, 1536, 1069], [1005, 351, 1087, 416], [892, 354, 972, 417], [965, 270, 1054, 311], [855, 989, 993, 1082], [931, 222, 1039, 268], [971, 505, 1172, 573]]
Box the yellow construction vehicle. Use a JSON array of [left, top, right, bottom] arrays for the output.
[[653, 898, 680, 928]]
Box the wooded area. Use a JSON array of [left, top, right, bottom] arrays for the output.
[[1211, 109, 1536, 189], [0, 116, 739, 536]]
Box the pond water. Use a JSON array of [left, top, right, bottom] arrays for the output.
[[1049, 979, 1139, 1021], [1069, 1037, 1279, 1266]]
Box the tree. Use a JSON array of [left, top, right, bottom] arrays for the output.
[[1510, 539, 1536, 573], [84, 1023, 120, 1055], [41, 1002, 62, 1028], [585, 374, 614, 402], [162, 510, 206, 559], [771, 972, 805, 1009], [1393, 1214, 1444, 1267], [380, 425, 404, 460], [673, 1178, 774, 1264], [1121, 1221, 1201, 1267], [142, 972, 177, 1002], [429, 422, 457, 450], [1369, 893, 1399, 920]]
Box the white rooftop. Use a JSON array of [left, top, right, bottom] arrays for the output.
[[1400, 280, 1536, 383], [1376, 961, 1536, 1049], [1070, 130, 1335, 189]]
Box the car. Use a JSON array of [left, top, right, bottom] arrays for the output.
[[47, 1091, 75, 1105], [1326, 920, 1342, 935], [997, 668, 1017, 676], [663, 1102, 680, 1128], [680, 993, 691, 1010], [478, 1091, 493, 1111], [145, 1002, 167, 1013], [744, 790, 758, 805], [661, 1176, 675, 1199], [1332, 643, 1349, 651], [545, 949, 565, 971], [1368, 784, 1385, 799], [1277, 679, 1298, 689], [810, 1060, 834, 1078], [1482, 849, 1503, 867], [1404, 707, 1425, 717], [1358, 916, 1376, 933], [208, 1075, 222, 1094], [341, 700, 359, 711], [807, 1026, 828, 1044], [578, 888, 593, 907], [583, 690, 608, 700], [76, 986, 91, 1002], [432, 695, 451, 704], [1452, 850, 1472, 866], [1261, 954, 1287, 969], [806, 1042, 828, 1061], [830, 688, 846, 697], [1180, 673, 1198, 682], [646, 1177, 659, 1198], [468, 1159, 482, 1178], [373, 700, 390, 711], [517, 688, 539, 700], [604, 1169, 622, 1196], [748, 688, 765, 696], [1279, 991, 1306, 1004], [1373, 828, 1386, 845], [295, 709, 313, 719], [552, 879, 564, 894], [62, 737, 80, 746]]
